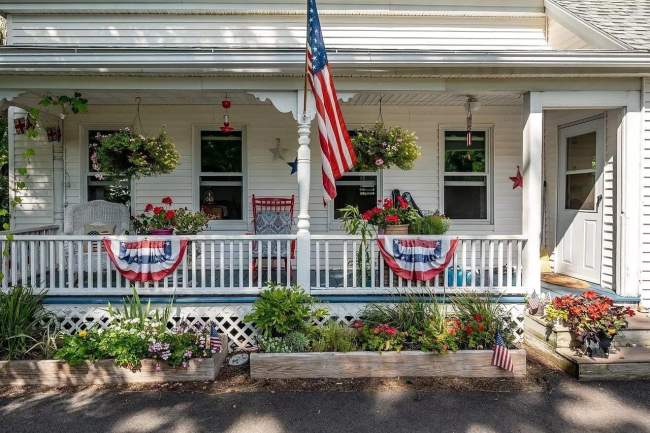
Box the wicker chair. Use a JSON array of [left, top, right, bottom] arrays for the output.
[[64, 200, 130, 235]]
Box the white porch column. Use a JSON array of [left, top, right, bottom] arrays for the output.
[[296, 115, 312, 290], [522, 92, 543, 294]]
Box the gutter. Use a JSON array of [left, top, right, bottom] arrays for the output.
[[1, 48, 650, 73]]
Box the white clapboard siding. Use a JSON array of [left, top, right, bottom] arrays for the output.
[[57, 102, 523, 239], [7, 14, 549, 50], [8, 108, 55, 230], [640, 79, 650, 307], [542, 109, 619, 291]]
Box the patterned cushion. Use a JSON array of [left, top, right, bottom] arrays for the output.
[[255, 210, 292, 235], [84, 223, 115, 236]]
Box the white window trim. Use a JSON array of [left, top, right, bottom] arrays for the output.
[[438, 125, 494, 227], [328, 170, 383, 231], [192, 124, 248, 231], [79, 123, 133, 207]]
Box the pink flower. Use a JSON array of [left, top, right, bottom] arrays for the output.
[[144, 203, 154, 212], [374, 158, 384, 166], [162, 196, 173, 206], [164, 210, 176, 221]]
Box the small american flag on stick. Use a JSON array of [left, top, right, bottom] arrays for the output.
[[210, 323, 222, 353], [492, 331, 514, 372], [306, 0, 357, 202]]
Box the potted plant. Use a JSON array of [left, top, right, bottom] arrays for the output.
[[351, 122, 421, 171], [133, 196, 176, 235], [173, 208, 210, 235], [361, 196, 420, 235], [544, 291, 635, 357], [409, 211, 450, 235], [97, 127, 180, 180]]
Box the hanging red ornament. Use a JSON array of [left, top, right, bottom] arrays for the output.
[[220, 97, 234, 132], [510, 165, 523, 189]]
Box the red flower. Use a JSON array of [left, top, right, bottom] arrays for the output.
[[362, 210, 373, 221], [350, 320, 365, 329], [164, 210, 175, 221], [582, 291, 598, 300], [383, 198, 393, 210], [162, 196, 173, 206], [144, 203, 154, 212], [153, 206, 164, 215], [372, 324, 398, 336], [397, 195, 409, 209], [473, 314, 483, 323], [385, 214, 399, 224], [625, 307, 636, 317], [477, 322, 485, 332], [464, 324, 474, 335]]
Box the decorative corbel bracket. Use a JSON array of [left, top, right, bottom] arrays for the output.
[[250, 90, 355, 122]]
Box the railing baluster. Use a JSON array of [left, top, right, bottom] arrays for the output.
[[470, 240, 476, 287], [342, 241, 348, 289], [315, 241, 320, 289], [488, 240, 495, 287], [248, 241, 253, 288], [361, 241, 366, 289], [239, 242, 244, 289], [507, 241, 513, 288], [265, 241, 271, 284], [325, 241, 330, 289], [191, 241, 197, 289], [480, 240, 486, 289], [498, 240, 504, 288], [256, 240, 262, 289], [276, 240, 281, 284], [352, 241, 357, 288], [29, 240, 36, 288], [286, 240, 291, 286], [58, 241, 65, 290], [87, 241, 93, 290], [460, 239, 467, 288], [49, 241, 55, 290], [200, 241, 206, 290], [39, 240, 46, 289], [210, 241, 216, 289], [11, 240, 18, 287], [379, 242, 384, 289], [517, 240, 523, 288], [229, 241, 234, 289]]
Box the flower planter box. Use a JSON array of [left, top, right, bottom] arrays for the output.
[[0, 335, 227, 387], [250, 349, 526, 379]]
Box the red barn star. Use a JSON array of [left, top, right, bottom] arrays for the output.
[[510, 166, 523, 189]]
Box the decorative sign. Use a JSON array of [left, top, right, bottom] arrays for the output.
[[510, 165, 523, 189]]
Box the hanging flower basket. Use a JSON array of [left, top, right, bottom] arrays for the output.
[[97, 127, 180, 179], [351, 122, 421, 171]]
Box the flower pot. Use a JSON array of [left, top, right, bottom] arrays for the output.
[[598, 333, 614, 357], [383, 224, 409, 235], [149, 228, 174, 236]]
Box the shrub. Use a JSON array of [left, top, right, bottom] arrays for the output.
[[310, 320, 357, 352], [173, 207, 209, 234], [258, 331, 311, 353], [0, 286, 55, 360], [409, 213, 450, 235], [244, 284, 327, 339]]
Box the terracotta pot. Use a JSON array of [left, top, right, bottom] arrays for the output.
[[383, 224, 409, 235], [149, 228, 174, 235]]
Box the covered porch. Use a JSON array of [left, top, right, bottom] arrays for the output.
[[0, 84, 642, 302]]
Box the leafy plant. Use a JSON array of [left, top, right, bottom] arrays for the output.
[[97, 127, 180, 179], [409, 212, 450, 235], [107, 287, 171, 334], [173, 207, 209, 235], [244, 284, 327, 339], [358, 323, 404, 352], [361, 291, 438, 333], [0, 286, 55, 360], [258, 331, 310, 353], [360, 197, 420, 228], [452, 292, 516, 349], [132, 197, 177, 234], [352, 122, 421, 171], [544, 291, 634, 338], [311, 320, 357, 352]]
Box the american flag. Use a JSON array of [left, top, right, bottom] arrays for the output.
[[492, 331, 514, 372], [210, 323, 222, 353], [306, 0, 357, 201]]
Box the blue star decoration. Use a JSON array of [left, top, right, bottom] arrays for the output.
[[287, 158, 298, 175]]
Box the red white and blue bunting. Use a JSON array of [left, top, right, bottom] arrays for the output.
[[377, 237, 459, 281], [103, 239, 188, 282]]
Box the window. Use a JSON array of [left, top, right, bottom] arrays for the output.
[[564, 132, 597, 211], [442, 130, 490, 220], [333, 173, 379, 220], [199, 130, 244, 221], [87, 129, 130, 205]]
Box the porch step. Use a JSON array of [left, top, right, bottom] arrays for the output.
[[525, 314, 650, 349], [540, 281, 641, 306], [555, 347, 650, 381]]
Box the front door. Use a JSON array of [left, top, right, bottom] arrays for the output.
[[556, 118, 604, 283]]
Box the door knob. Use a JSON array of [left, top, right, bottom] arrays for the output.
[[596, 194, 603, 209]]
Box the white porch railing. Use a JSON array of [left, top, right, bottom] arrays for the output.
[[311, 235, 527, 295], [0, 225, 59, 236], [0, 233, 527, 295], [0, 234, 295, 295]]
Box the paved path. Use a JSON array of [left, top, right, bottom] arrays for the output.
[[1, 380, 649, 433]]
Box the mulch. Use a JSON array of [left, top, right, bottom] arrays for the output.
[[0, 349, 568, 398]]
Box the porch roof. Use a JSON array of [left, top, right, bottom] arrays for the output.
[[2, 47, 650, 76]]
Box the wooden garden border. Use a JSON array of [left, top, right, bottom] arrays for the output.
[[250, 349, 526, 379], [0, 335, 227, 387]]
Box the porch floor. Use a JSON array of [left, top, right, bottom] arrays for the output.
[[541, 280, 640, 304]]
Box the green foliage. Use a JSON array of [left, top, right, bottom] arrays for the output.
[[452, 293, 516, 349], [173, 208, 210, 235], [358, 323, 405, 352], [39, 92, 88, 114], [258, 331, 310, 353], [352, 122, 421, 171], [310, 320, 357, 352], [409, 213, 450, 235], [97, 127, 180, 179], [107, 287, 171, 334], [0, 287, 55, 360], [361, 292, 439, 333], [244, 284, 327, 339]]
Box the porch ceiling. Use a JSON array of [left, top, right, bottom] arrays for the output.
[[14, 89, 523, 107]]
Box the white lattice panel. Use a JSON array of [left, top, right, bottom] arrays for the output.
[[46, 302, 526, 350]]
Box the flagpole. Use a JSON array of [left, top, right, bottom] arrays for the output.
[[302, 0, 309, 117]]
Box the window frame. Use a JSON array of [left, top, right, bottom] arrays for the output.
[[438, 125, 494, 225], [192, 125, 248, 230], [80, 123, 133, 207], [328, 169, 383, 229]]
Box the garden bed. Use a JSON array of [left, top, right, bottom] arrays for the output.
[[0, 335, 227, 387], [250, 349, 526, 379]]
